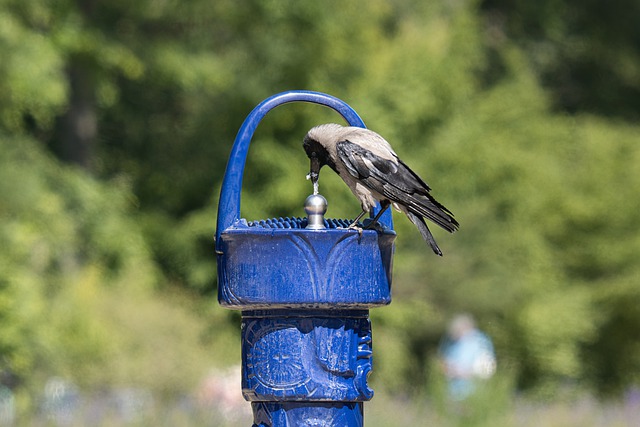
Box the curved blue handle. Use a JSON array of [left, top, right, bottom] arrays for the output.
[[215, 90, 393, 245]]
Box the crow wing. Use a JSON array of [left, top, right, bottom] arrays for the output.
[[336, 139, 458, 233]]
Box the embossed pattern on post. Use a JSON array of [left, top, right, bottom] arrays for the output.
[[252, 402, 364, 427], [218, 227, 395, 309], [242, 311, 373, 402]]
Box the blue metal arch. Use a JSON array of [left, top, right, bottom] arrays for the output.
[[215, 90, 394, 246]]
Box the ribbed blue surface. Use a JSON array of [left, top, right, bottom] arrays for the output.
[[247, 217, 358, 229]]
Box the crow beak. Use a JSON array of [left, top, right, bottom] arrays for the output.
[[308, 156, 320, 185]]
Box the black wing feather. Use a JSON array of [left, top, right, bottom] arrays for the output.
[[337, 140, 458, 233], [338, 141, 398, 179]]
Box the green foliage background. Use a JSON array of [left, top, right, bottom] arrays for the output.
[[1, 0, 639, 412]]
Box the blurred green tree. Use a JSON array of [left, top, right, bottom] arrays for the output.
[[1, 0, 639, 399], [479, 0, 640, 120]]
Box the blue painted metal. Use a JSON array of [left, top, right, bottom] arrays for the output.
[[215, 91, 395, 427], [215, 90, 392, 247], [242, 310, 373, 400], [218, 223, 394, 308]]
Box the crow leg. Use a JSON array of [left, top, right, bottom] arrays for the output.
[[364, 200, 390, 229], [347, 210, 368, 229]]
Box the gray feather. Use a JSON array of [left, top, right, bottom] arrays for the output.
[[303, 123, 458, 255], [337, 139, 458, 233]]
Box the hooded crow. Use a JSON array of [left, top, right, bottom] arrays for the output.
[[303, 123, 458, 256]]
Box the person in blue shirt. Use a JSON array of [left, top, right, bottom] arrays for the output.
[[439, 314, 496, 401]]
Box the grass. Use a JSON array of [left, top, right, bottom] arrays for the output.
[[15, 388, 639, 426], [365, 388, 640, 427]]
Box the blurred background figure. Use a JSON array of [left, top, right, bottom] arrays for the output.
[[439, 314, 496, 401]]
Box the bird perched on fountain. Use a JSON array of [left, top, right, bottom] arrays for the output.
[[303, 123, 458, 256]]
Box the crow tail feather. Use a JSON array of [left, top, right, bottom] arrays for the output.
[[406, 211, 443, 256]]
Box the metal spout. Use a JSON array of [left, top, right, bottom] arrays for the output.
[[304, 194, 328, 229]]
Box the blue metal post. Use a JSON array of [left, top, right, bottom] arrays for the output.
[[215, 91, 395, 427]]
